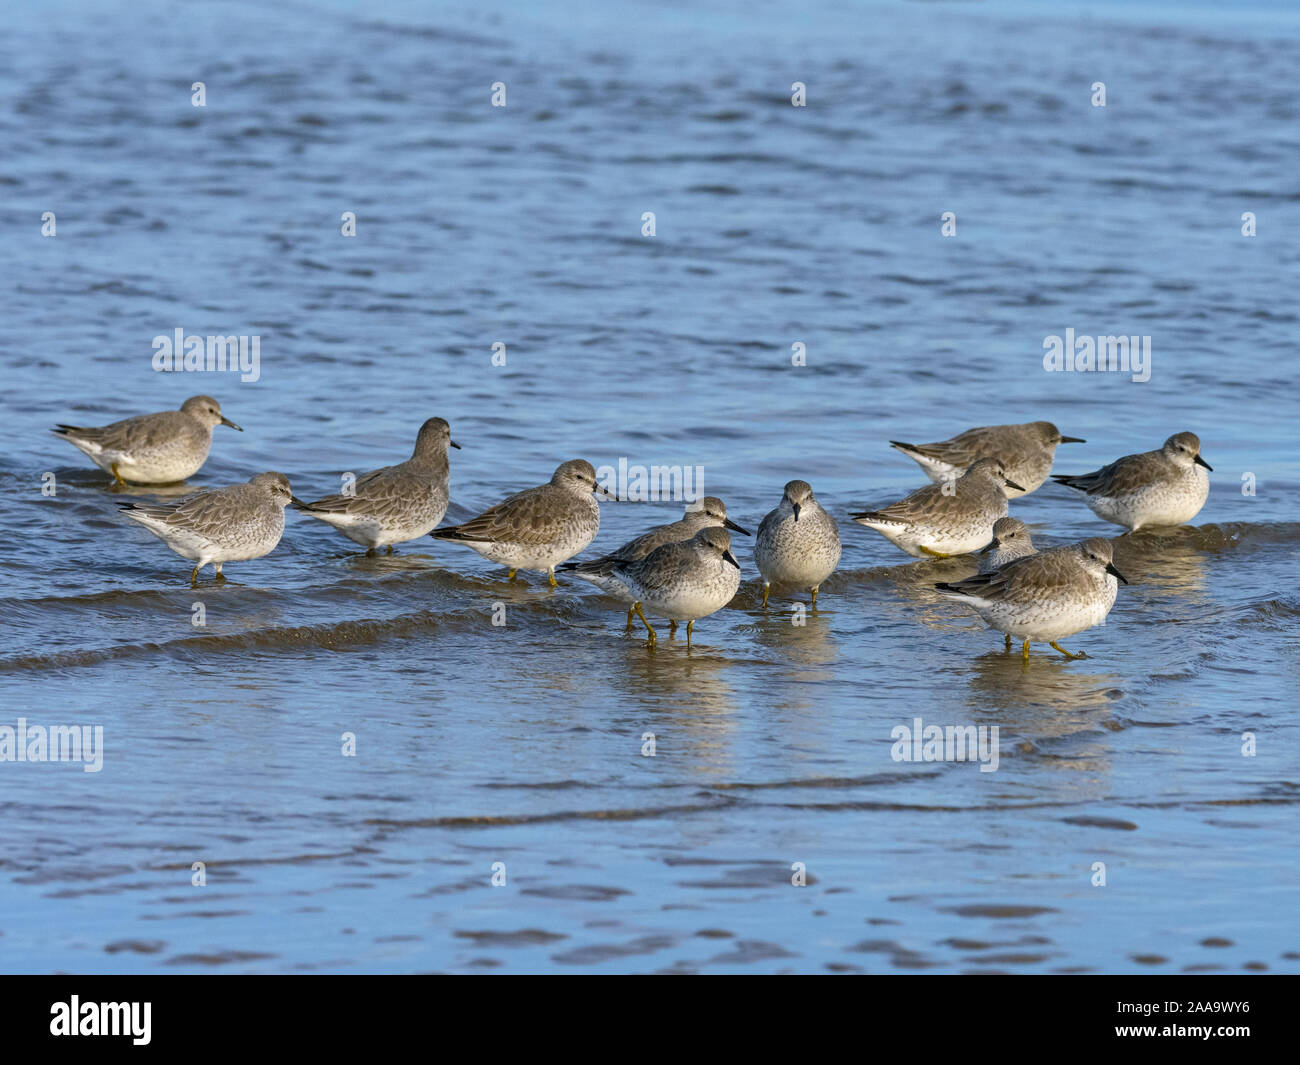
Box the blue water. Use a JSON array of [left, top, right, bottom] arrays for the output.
[[1, 0, 1297, 973]]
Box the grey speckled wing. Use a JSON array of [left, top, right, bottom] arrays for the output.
[[439, 485, 570, 544], [306, 464, 444, 516], [940, 550, 1082, 604], [1055, 451, 1161, 497], [615, 541, 697, 595], [866, 481, 949, 523], [896, 423, 1049, 468], [61, 409, 197, 452], [895, 428, 992, 469], [610, 518, 693, 560], [567, 517, 694, 573], [137, 483, 264, 529]]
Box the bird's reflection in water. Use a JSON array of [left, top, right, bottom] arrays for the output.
[[105, 478, 199, 499], [963, 650, 1123, 792], [342, 549, 441, 575], [870, 555, 983, 634], [614, 640, 739, 775], [1114, 528, 1210, 600], [880, 555, 979, 593], [966, 649, 1123, 719], [751, 604, 840, 672], [734, 608, 843, 761]]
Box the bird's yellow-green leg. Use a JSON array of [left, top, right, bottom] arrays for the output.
[[668, 620, 678, 636], [110, 463, 127, 487], [633, 602, 657, 646], [761, 582, 771, 609], [1021, 639, 1031, 661], [686, 619, 695, 647], [625, 606, 635, 631], [386, 545, 394, 555], [918, 545, 951, 559], [1004, 634, 1012, 652], [507, 569, 517, 581], [1049, 640, 1083, 660], [810, 586, 819, 609], [214, 563, 224, 582], [548, 569, 558, 588], [190, 563, 201, 585]]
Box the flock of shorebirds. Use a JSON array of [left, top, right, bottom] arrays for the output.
[[52, 398, 1212, 657]]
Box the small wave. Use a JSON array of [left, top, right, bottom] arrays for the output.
[[367, 797, 739, 829]]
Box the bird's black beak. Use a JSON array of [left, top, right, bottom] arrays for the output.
[[290, 495, 315, 509], [1004, 478, 1026, 492], [978, 539, 999, 555], [724, 518, 751, 536], [220, 415, 243, 431], [792, 502, 801, 522], [723, 550, 740, 569], [1106, 562, 1128, 585], [1194, 455, 1212, 470], [1058, 435, 1086, 444], [450, 440, 462, 450]]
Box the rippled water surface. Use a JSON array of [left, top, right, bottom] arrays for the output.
[[2, 0, 1298, 973]]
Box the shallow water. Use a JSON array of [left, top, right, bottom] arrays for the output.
[[1, 0, 1298, 973]]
